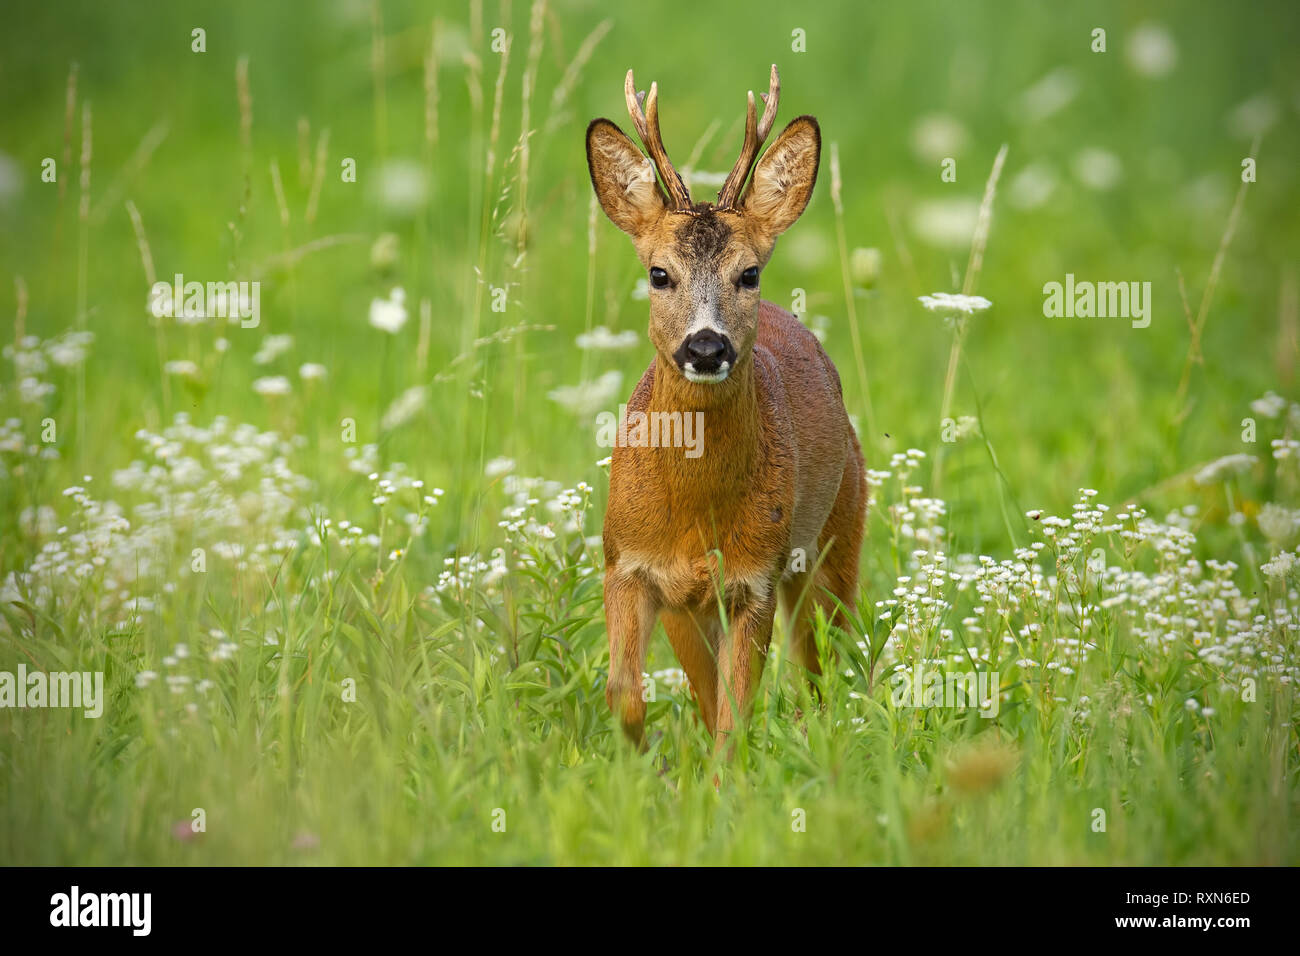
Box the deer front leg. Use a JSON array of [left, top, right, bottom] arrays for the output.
[[660, 607, 721, 737], [604, 565, 657, 748], [714, 590, 777, 755]]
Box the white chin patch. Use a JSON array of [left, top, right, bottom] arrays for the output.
[[683, 362, 731, 384]]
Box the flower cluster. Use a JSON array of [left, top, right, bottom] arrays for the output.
[[3, 330, 94, 404], [863, 468, 1298, 726]]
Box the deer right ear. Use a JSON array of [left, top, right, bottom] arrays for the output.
[[586, 119, 666, 237]]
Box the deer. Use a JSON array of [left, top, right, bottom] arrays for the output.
[[586, 65, 867, 755]]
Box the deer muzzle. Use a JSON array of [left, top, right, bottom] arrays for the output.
[[674, 328, 736, 383]]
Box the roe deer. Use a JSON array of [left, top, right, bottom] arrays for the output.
[[586, 65, 867, 753]]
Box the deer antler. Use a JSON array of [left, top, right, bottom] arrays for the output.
[[624, 70, 693, 212], [715, 64, 781, 210]]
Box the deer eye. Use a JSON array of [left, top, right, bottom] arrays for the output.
[[649, 267, 670, 289], [740, 266, 760, 289]]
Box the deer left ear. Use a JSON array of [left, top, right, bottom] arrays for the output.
[[741, 115, 820, 238]]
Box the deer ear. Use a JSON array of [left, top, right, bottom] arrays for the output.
[[741, 115, 820, 238], [586, 119, 667, 237]]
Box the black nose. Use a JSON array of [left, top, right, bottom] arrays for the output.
[[686, 334, 726, 364], [674, 329, 735, 374]]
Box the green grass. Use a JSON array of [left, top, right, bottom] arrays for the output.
[[1, 0, 1298, 864]]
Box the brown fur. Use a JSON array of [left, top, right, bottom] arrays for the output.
[[587, 81, 866, 754]]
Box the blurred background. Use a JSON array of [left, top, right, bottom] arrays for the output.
[[2, 0, 1298, 561]]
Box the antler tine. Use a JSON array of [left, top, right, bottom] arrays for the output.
[[717, 64, 781, 209], [623, 69, 648, 138], [757, 62, 780, 139], [624, 69, 692, 211]]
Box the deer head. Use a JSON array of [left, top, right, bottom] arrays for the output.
[[586, 65, 820, 390]]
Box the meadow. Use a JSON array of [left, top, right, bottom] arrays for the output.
[[1, 0, 1298, 864]]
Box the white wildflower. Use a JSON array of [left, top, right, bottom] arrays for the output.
[[1015, 68, 1079, 122], [374, 159, 428, 215], [850, 247, 882, 287], [910, 198, 979, 249], [576, 326, 638, 350], [1261, 550, 1296, 579], [548, 370, 624, 419], [1257, 503, 1298, 543], [918, 292, 993, 315], [381, 385, 428, 431], [485, 457, 516, 478], [164, 360, 200, 378], [1125, 23, 1178, 78], [1227, 93, 1279, 139], [46, 330, 94, 367], [1250, 391, 1287, 419], [910, 114, 967, 163], [1193, 453, 1257, 485], [1008, 163, 1057, 210], [252, 375, 291, 396], [253, 334, 294, 365], [369, 287, 409, 334], [1073, 148, 1123, 191]]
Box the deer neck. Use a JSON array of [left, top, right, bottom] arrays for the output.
[[647, 350, 762, 504]]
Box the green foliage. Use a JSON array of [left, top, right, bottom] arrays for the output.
[[0, 0, 1297, 864]]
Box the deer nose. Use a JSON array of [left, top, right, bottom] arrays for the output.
[[686, 332, 727, 365], [674, 328, 737, 380]]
